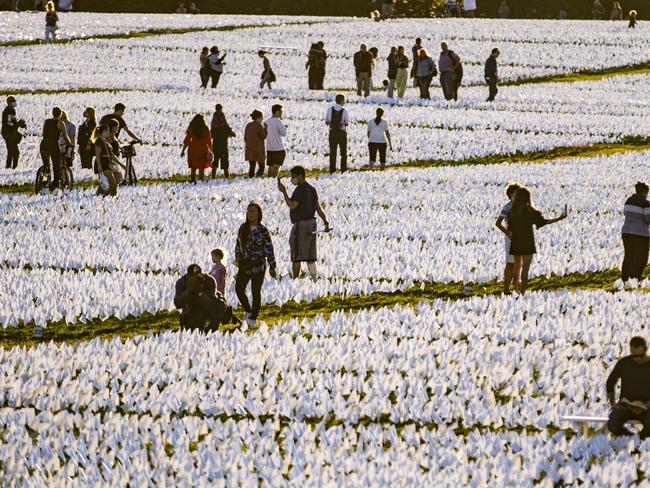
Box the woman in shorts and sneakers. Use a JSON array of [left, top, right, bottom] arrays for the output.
[[92, 123, 124, 196], [277, 166, 331, 281], [495, 182, 522, 295]]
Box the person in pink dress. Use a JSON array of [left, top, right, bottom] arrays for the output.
[[181, 114, 212, 183], [210, 248, 227, 295]]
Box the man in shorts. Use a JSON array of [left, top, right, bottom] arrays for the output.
[[495, 182, 522, 294], [278, 165, 330, 280], [264, 104, 287, 178]]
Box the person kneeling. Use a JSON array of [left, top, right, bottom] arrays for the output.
[[174, 264, 236, 331], [606, 336, 650, 438]]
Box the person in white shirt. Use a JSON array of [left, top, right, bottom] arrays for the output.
[[264, 104, 287, 178], [367, 108, 392, 169], [58, 110, 76, 168], [325, 93, 350, 174]]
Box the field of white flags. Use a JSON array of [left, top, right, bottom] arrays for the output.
[[1, 12, 650, 486], [2, 291, 650, 484]]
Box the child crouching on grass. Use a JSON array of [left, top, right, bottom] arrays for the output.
[[210, 248, 227, 296]]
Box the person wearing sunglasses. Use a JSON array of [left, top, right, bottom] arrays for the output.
[[606, 336, 650, 438]]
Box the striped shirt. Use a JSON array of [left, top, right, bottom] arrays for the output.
[[622, 194, 650, 237]]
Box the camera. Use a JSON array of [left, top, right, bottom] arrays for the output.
[[120, 144, 136, 158]]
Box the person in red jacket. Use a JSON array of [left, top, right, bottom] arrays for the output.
[[181, 114, 212, 183]]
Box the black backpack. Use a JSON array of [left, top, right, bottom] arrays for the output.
[[329, 107, 344, 130]]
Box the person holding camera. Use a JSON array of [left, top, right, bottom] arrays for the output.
[[234, 202, 277, 327], [2, 96, 26, 169], [174, 264, 229, 331], [210, 104, 234, 179]]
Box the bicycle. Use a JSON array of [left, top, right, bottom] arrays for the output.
[[34, 152, 74, 195], [120, 140, 141, 185]]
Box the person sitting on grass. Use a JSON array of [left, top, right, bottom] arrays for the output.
[[607, 336, 650, 438], [174, 264, 231, 331]]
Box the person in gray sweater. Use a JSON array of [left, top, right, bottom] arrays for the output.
[[621, 182, 650, 281]]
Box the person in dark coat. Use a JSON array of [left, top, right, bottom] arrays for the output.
[[621, 182, 650, 281], [174, 264, 226, 331], [386, 46, 398, 98], [485, 48, 500, 102], [2, 96, 25, 169], [508, 187, 567, 294], [305, 42, 327, 90], [78, 106, 96, 169], [606, 336, 650, 438], [210, 104, 234, 179]]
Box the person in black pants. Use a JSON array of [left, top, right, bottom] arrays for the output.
[[174, 264, 226, 331], [210, 104, 233, 178], [2, 96, 25, 169], [621, 182, 650, 282], [485, 48, 500, 102], [325, 94, 349, 174], [234, 202, 277, 327], [78, 106, 97, 169], [607, 336, 650, 438], [40, 107, 72, 190]]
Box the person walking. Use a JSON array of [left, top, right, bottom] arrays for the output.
[[181, 114, 212, 183], [414, 49, 437, 100], [199, 47, 210, 88], [92, 123, 124, 197], [99, 103, 142, 155], [277, 166, 330, 281], [621, 182, 650, 282], [78, 107, 96, 169], [629, 10, 638, 28], [498, 0, 510, 18], [210, 104, 233, 179], [2, 96, 25, 170], [439, 42, 461, 101], [41, 107, 72, 191], [314, 41, 327, 89], [606, 336, 650, 438], [508, 187, 567, 294], [410, 38, 423, 87], [367, 108, 392, 169], [494, 182, 522, 294], [58, 110, 76, 169], [353, 44, 373, 97], [207, 46, 226, 89], [264, 104, 287, 178], [244, 109, 267, 178], [234, 202, 277, 327], [446, 0, 461, 17], [610, 1, 623, 20], [44, 1, 58, 43], [386, 46, 398, 98], [259, 50, 275, 90], [485, 48, 500, 102], [394, 46, 410, 98], [592, 0, 605, 19], [464, 0, 477, 17], [325, 94, 350, 173]]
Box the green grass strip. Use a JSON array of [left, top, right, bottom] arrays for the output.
[[1, 135, 649, 196], [0, 21, 322, 48], [502, 61, 650, 85], [0, 267, 636, 349]]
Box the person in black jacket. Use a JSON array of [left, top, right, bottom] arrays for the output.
[[78, 106, 96, 169], [2, 96, 25, 169], [174, 264, 227, 331], [386, 46, 398, 98], [606, 336, 650, 438], [485, 48, 500, 102]]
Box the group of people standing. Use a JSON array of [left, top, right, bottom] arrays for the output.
[[354, 39, 500, 102], [174, 165, 330, 328]]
